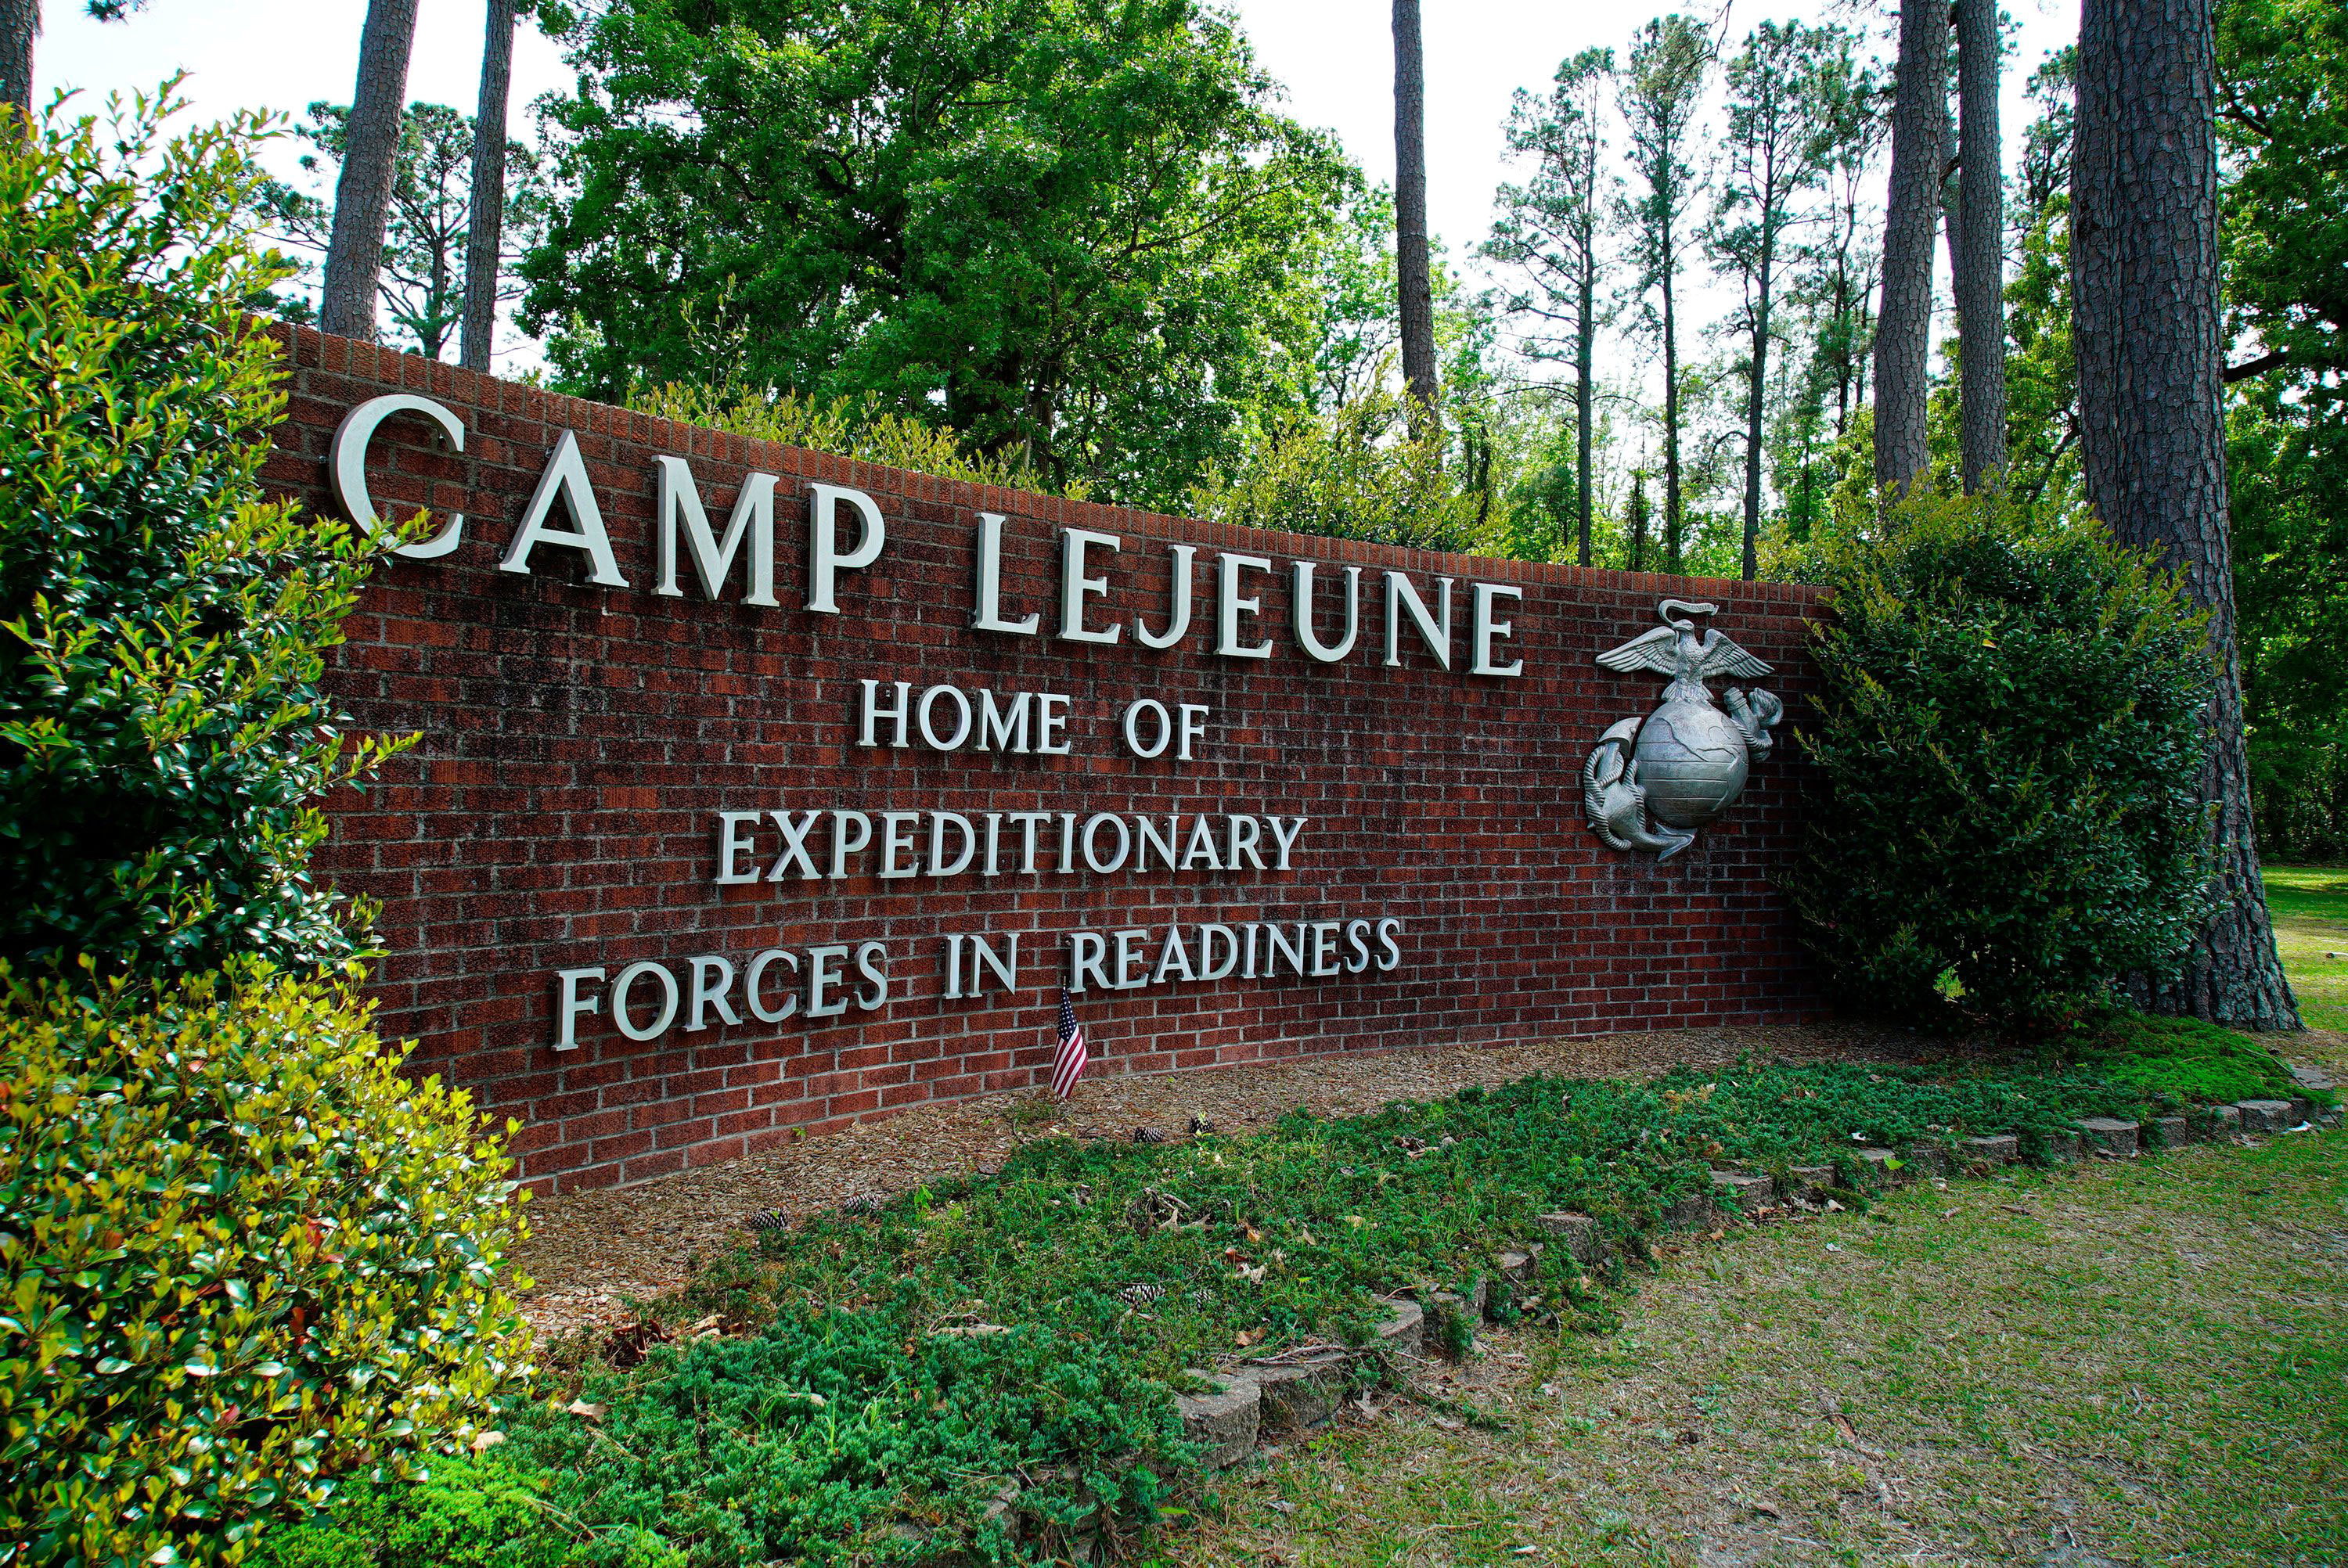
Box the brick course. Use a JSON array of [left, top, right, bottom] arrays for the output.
[[264, 326, 1827, 1194]]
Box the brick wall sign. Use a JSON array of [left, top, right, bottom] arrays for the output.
[[264, 327, 1828, 1193]]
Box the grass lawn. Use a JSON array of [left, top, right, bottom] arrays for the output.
[[1179, 1135, 2348, 1567], [2266, 864, 2348, 1034], [1172, 876, 2348, 1567]]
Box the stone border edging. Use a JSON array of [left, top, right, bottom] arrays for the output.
[[1170, 1095, 2342, 1470]]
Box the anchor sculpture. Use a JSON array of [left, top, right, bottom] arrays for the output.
[[1581, 599, 1782, 860]]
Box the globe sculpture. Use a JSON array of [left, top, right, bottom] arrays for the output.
[[1581, 599, 1783, 860]]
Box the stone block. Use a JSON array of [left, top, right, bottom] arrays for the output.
[[2076, 1117, 2139, 1156], [1536, 1211, 1608, 1268], [1245, 1353, 1350, 1433], [1661, 1192, 1718, 1230], [2235, 1099, 2293, 1134], [1176, 1369, 1260, 1469], [1710, 1170, 1777, 1209], [1961, 1133, 2021, 1165], [1497, 1248, 1538, 1282], [1900, 1143, 1954, 1179], [2201, 1104, 2242, 1138], [2286, 1097, 2314, 1127], [1786, 1163, 1836, 1199], [1372, 1298, 1424, 1358], [2147, 1115, 2191, 1149], [2317, 1106, 2344, 1131], [2041, 1129, 2081, 1163], [1853, 1148, 1907, 1185]]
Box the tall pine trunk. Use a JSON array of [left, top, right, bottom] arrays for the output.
[[1392, 0, 1438, 429], [1662, 248, 1684, 572], [2073, 0, 2299, 1029], [1956, 0, 2008, 488], [461, 0, 517, 372], [0, 0, 36, 116], [1874, 0, 1944, 495], [1741, 246, 1773, 581], [1576, 244, 1596, 568], [321, 0, 422, 341]]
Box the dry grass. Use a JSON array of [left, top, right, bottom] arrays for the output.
[[1176, 1131, 2348, 1567]]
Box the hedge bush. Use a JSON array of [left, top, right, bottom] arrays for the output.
[[1785, 490, 2216, 1030], [0, 88, 405, 977], [0, 962, 532, 1567]]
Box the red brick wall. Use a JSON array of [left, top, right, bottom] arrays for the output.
[[263, 327, 1828, 1194]]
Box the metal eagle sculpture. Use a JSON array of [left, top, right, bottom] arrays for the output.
[[1581, 599, 1782, 860]]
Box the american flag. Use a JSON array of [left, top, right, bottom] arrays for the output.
[[1050, 987, 1089, 1099]]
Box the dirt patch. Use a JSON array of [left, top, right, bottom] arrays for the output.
[[512, 1020, 1958, 1336]]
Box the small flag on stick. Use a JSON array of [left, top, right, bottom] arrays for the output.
[[1051, 987, 1089, 1099]]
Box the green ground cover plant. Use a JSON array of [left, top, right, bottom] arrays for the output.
[[250, 1029, 2321, 1568]]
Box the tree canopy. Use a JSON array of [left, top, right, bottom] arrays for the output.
[[521, 0, 1354, 511]]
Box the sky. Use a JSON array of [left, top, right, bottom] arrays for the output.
[[35, 0, 2083, 372]]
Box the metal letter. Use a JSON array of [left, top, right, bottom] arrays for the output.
[[1216, 552, 1275, 658], [1134, 544, 1197, 649], [1382, 571, 1453, 669], [1470, 582, 1524, 677], [654, 456, 778, 605], [1059, 527, 1123, 644], [553, 966, 606, 1051], [610, 959, 679, 1041], [1292, 562, 1362, 662], [972, 512, 1041, 634], [329, 393, 466, 559], [806, 483, 886, 613], [501, 429, 626, 585]]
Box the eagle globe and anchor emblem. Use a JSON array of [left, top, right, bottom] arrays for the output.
[[1581, 598, 1783, 860]]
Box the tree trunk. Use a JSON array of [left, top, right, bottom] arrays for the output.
[[1662, 248, 1683, 572], [0, 0, 36, 117], [1874, 0, 1945, 496], [1956, 0, 2008, 489], [2073, 0, 2299, 1030], [461, 0, 517, 372], [321, 0, 422, 342], [1392, 0, 1439, 430], [1576, 245, 1595, 569], [1743, 246, 1772, 581]]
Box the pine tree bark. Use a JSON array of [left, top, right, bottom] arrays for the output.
[[0, 0, 37, 117], [2073, 0, 2299, 1030], [1392, 0, 1439, 430], [321, 0, 422, 342], [1956, 0, 2008, 489], [1576, 243, 1595, 568], [1742, 243, 1774, 581], [1874, 0, 1945, 496], [461, 0, 517, 372]]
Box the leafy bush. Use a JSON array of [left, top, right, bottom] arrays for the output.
[[1784, 489, 2216, 1030], [1188, 385, 1482, 551], [0, 89, 404, 977], [636, 383, 1090, 502], [0, 963, 532, 1567]]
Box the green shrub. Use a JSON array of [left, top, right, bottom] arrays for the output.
[[1784, 489, 2215, 1030], [1188, 384, 1482, 551], [0, 89, 404, 976], [2051, 1009, 2323, 1108], [248, 1455, 574, 1568], [0, 963, 532, 1566]]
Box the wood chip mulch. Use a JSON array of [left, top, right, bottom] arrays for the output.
[[512, 1020, 1969, 1338]]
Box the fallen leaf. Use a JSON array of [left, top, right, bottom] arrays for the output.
[[1431, 1415, 1464, 1431], [1999, 1204, 2033, 1217], [565, 1400, 605, 1422], [1750, 1501, 1782, 1519]]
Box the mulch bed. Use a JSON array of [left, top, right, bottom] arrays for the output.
[[512, 1020, 1975, 1337]]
